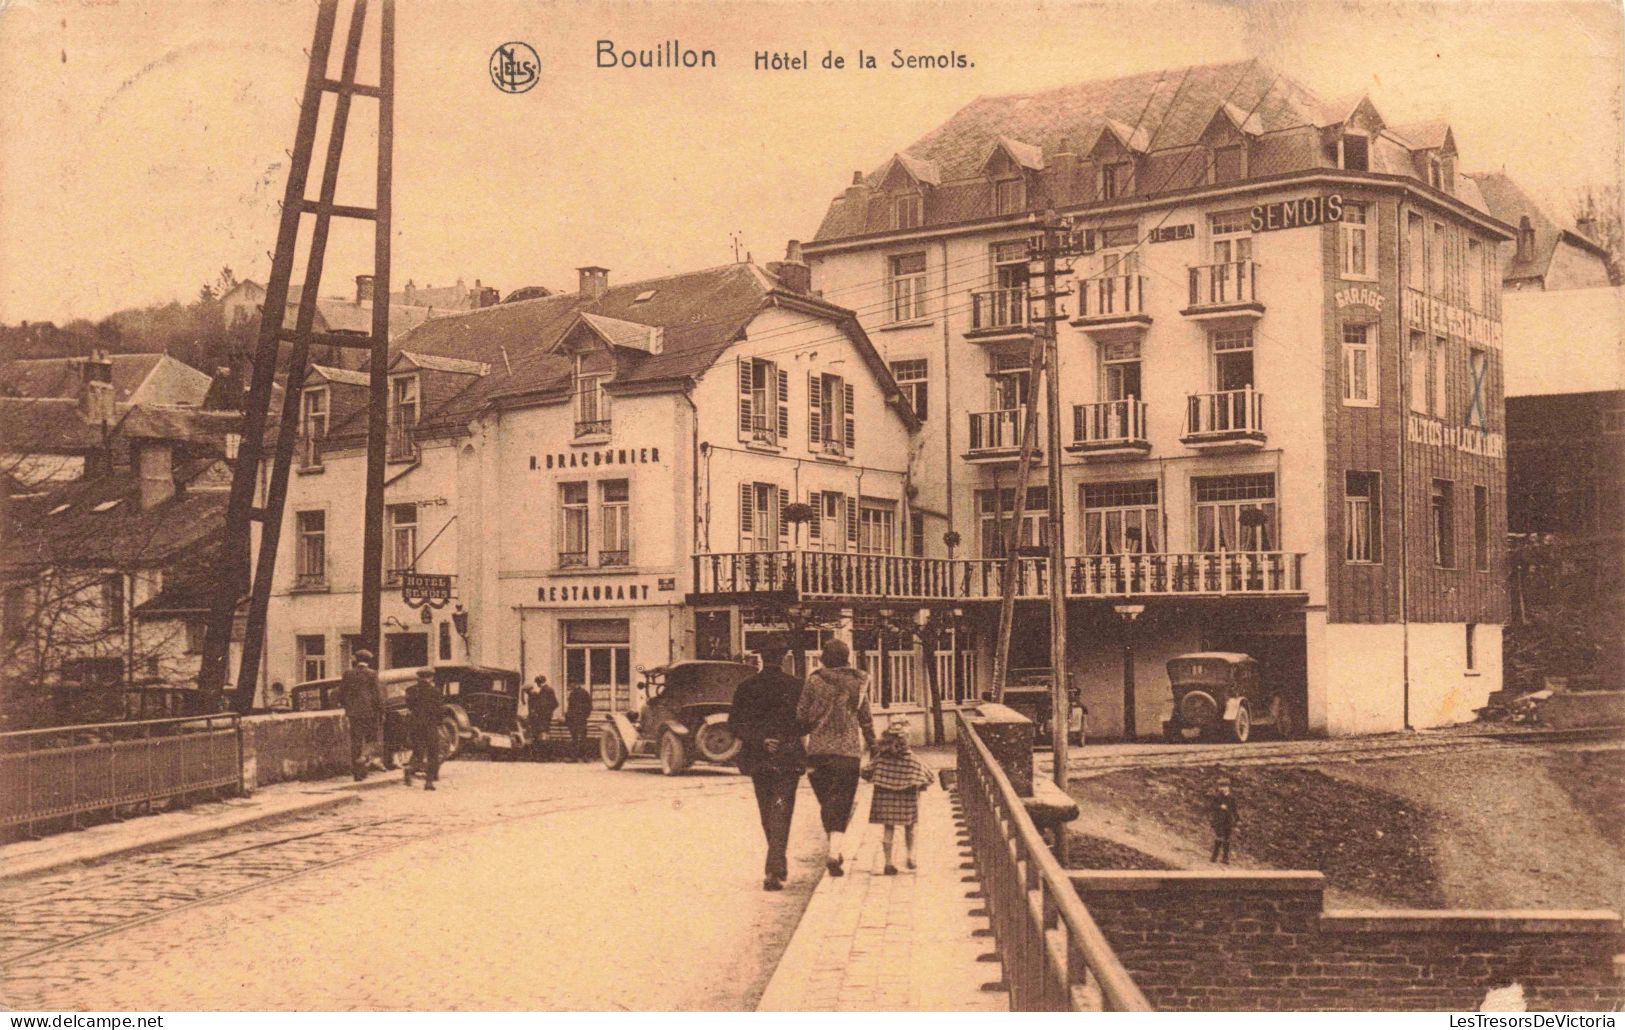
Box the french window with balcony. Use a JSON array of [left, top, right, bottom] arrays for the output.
[[806, 490, 859, 551], [573, 357, 611, 438], [600, 479, 630, 567], [1193, 473, 1277, 552], [887, 252, 927, 322], [738, 357, 788, 444], [890, 358, 928, 420], [298, 634, 327, 682], [560, 482, 589, 567], [976, 486, 1049, 558], [1211, 328, 1254, 391], [909, 510, 926, 557], [739, 482, 786, 552], [388, 374, 419, 460], [1345, 471, 1382, 563], [972, 242, 1029, 331], [1080, 480, 1160, 555], [1098, 225, 1139, 278], [300, 386, 328, 468], [295, 510, 326, 588], [1340, 203, 1372, 279], [1101, 339, 1142, 403], [808, 372, 855, 456], [1341, 323, 1376, 406], [990, 351, 1033, 410], [1209, 210, 1253, 264], [387, 503, 417, 584], [858, 500, 897, 555], [1431, 479, 1455, 568]]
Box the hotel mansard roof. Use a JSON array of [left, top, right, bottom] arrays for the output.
[[318, 261, 914, 444], [810, 59, 1509, 245]]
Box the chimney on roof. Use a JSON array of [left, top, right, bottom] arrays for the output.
[[136, 439, 176, 511], [578, 266, 610, 301], [79, 351, 116, 424], [767, 240, 812, 295], [356, 274, 375, 304], [844, 171, 870, 203], [1052, 138, 1079, 204], [472, 279, 499, 308], [403, 279, 417, 305], [1516, 216, 1535, 263]]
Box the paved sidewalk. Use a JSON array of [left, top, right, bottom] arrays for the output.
[[0, 775, 383, 883], [758, 757, 1008, 1012]]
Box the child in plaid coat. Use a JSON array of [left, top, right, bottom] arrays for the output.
[[863, 717, 934, 875]]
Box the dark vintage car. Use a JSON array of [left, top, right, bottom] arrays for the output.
[[994, 668, 1087, 747], [290, 664, 524, 761], [598, 660, 754, 775], [1159, 652, 1300, 743]]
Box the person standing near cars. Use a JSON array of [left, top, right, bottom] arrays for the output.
[[728, 637, 805, 891], [1209, 779, 1239, 864], [564, 681, 593, 762], [403, 668, 441, 791], [525, 674, 559, 760], [340, 650, 386, 781], [796, 638, 876, 878]]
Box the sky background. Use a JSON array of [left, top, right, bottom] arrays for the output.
[[0, 0, 1620, 324]]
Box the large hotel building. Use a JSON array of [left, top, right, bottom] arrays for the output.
[[263, 60, 1514, 740]]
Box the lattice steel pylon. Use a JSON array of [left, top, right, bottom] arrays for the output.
[[199, 0, 394, 710]]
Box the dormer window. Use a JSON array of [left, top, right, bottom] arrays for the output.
[[894, 192, 923, 230], [301, 386, 329, 440], [1101, 161, 1133, 200], [994, 179, 1025, 215], [1213, 145, 1244, 185], [573, 355, 611, 438], [1427, 155, 1443, 189], [389, 374, 419, 427], [1341, 134, 1369, 172]]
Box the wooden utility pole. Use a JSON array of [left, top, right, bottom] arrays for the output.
[[1035, 212, 1072, 788]]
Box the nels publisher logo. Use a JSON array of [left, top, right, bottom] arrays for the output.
[[490, 41, 540, 94]]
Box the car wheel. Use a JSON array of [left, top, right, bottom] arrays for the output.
[[658, 732, 690, 776], [695, 723, 741, 763], [1227, 702, 1251, 744], [599, 726, 628, 770], [439, 717, 461, 760]]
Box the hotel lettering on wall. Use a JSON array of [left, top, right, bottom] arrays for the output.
[[1249, 194, 1343, 233], [1403, 292, 1504, 349], [1407, 415, 1505, 459]]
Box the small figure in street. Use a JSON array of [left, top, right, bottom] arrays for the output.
[[728, 637, 806, 891], [403, 668, 441, 791], [796, 638, 876, 878], [339, 651, 385, 781], [564, 681, 593, 762], [525, 674, 559, 761], [1209, 779, 1239, 864], [864, 716, 934, 875]]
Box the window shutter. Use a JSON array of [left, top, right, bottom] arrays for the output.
[[846, 494, 859, 548], [776, 368, 789, 441], [778, 488, 790, 543], [842, 381, 856, 452], [739, 482, 754, 548], [738, 359, 753, 439], [808, 372, 823, 447], [807, 492, 821, 541]]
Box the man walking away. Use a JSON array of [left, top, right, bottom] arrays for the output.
[[1209, 779, 1238, 864], [340, 651, 385, 781], [525, 675, 559, 761], [404, 668, 442, 791], [796, 638, 876, 877], [728, 637, 805, 891], [564, 681, 593, 762]]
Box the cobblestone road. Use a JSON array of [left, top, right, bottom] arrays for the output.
[[1, 762, 826, 1011]]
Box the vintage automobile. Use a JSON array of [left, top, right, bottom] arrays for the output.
[[598, 660, 754, 775], [290, 664, 524, 761], [1159, 652, 1300, 743], [994, 669, 1087, 747]]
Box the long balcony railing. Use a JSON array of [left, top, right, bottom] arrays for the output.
[[967, 407, 1031, 454], [1072, 400, 1149, 450], [970, 287, 1029, 332], [1186, 260, 1259, 310], [1183, 388, 1264, 441], [691, 550, 1305, 602], [1077, 275, 1148, 322]]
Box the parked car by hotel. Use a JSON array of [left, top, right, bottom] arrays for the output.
[[598, 660, 753, 774], [1159, 652, 1301, 743], [291, 664, 524, 762]]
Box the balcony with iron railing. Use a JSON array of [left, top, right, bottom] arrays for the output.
[[1068, 400, 1151, 458], [386, 422, 418, 462], [1182, 388, 1265, 450], [291, 569, 329, 592], [690, 549, 1306, 603], [746, 414, 779, 447], [1183, 261, 1262, 319], [964, 407, 1037, 463], [967, 287, 1031, 340], [599, 549, 630, 568], [1074, 275, 1151, 333], [574, 417, 612, 439], [558, 550, 589, 569]]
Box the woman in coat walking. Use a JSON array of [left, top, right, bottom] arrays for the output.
[[795, 638, 876, 877]]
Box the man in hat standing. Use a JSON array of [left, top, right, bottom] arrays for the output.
[[524, 674, 559, 761], [563, 681, 593, 762], [340, 650, 386, 781], [403, 668, 442, 791], [728, 637, 805, 890]]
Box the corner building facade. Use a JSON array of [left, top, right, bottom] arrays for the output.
[[793, 63, 1511, 737]]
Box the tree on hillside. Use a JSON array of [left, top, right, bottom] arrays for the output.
[[1569, 184, 1624, 285]]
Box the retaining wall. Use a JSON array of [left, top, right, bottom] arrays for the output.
[[1070, 871, 1625, 1011], [240, 711, 351, 789]]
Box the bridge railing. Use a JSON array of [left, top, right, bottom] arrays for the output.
[[0, 714, 243, 833], [956, 711, 1152, 1012]]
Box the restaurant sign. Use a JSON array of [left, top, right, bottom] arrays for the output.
[[537, 578, 663, 606], [1407, 415, 1505, 459], [1250, 194, 1343, 233]]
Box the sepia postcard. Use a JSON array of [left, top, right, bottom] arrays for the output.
[[0, 0, 1622, 1016]]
